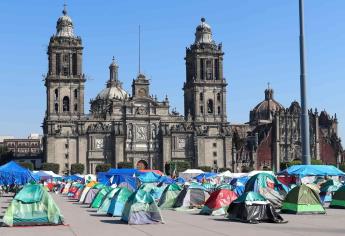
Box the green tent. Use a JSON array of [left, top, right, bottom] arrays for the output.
[[330, 186, 345, 209], [281, 184, 325, 214], [97, 187, 120, 214], [121, 189, 164, 224], [90, 186, 112, 208], [158, 184, 182, 209], [3, 183, 63, 226], [107, 187, 133, 216]]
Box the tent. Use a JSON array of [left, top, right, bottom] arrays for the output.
[[281, 184, 325, 214], [330, 186, 345, 209], [138, 172, 161, 183], [158, 176, 175, 185], [0, 161, 36, 185], [319, 179, 342, 202], [173, 185, 210, 209], [218, 170, 232, 178], [245, 173, 288, 208], [61, 182, 71, 194], [3, 183, 63, 226], [106, 168, 139, 177], [109, 175, 137, 191], [158, 184, 182, 209], [97, 187, 120, 214], [278, 165, 345, 177], [121, 189, 164, 224], [179, 169, 204, 181], [83, 184, 103, 205], [227, 191, 286, 224], [200, 189, 237, 215], [107, 187, 133, 216], [90, 186, 112, 208], [194, 172, 218, 182]]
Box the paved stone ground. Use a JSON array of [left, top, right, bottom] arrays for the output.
[[1, 192, 345, 236]]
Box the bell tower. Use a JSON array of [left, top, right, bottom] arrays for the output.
[[183, 18, 227, 123], [45, 5, 85, 119]]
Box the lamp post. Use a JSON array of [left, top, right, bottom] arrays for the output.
[[299, 0, 311, 165]]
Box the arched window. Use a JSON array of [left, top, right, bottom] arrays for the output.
[[74, 104, 78, 112], [54, 103, 58, 113], [54, 89, 58, 100], [199, 92, 203, 101], [74, 89, 78, 98], [207, 99, 213, 113], [217, 93, 221, 102], [217, 106, 221, 114], [63, 96, 70, 112]]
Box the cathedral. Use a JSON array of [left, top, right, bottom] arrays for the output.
[[43, 7, 343, 174]]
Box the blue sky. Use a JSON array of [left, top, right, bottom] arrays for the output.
[[0, 0, 344, 142]]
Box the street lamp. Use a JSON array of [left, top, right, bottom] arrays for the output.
[[299, 0, 311, 165]]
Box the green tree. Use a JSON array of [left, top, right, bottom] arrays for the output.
[[70, 163, 85, 174], [169, 161, 190, 175], [41, 163, 60, 174], [117, 162, 133, 169], [198, 166, 212, 172], [18, 161, 34, 171], [95, 163, 111, 173]]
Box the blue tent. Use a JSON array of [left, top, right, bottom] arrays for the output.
[[137, 172, 161, 183], [110, 175, 137, 191], [106, 168, 139, 177], [194, 172, 218, 182], [0, 161, 36, 185], [158, 176, 175, 184], [97, 172, 109, 184], [278, 165, 345, 177], [64, 174, 84, 182], [175, 177, 186, 184]]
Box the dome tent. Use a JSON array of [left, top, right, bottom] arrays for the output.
[[158, 184, 182, 209], [107, 187, 133, 216], [97, 187, 120, 214], [90, 186, 112, 208], [200, 189, 237, 216], [330, 186, 345, 209], [173, 185, 210, 209], [121, 189, 164, 225], [3, 183, 63, 226], [281, 184, 325, 214], [245, 173, 287, 208], [227, 191, 285, 224]]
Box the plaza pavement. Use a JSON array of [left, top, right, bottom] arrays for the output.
[[1, 192, 345, 236]]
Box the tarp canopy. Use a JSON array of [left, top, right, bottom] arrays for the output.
[[0, 161, 36, 185], [65, 174, 84, 182], [278, 165, 345, 177], [110, 175, 137, 191], [194, 172, 218, 182], [138, 172, 161, 183], [105, 168, 139, 177], [139, 169, 164, 176]]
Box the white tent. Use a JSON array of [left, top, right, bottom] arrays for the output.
[[179, 169, 204, 181], [218, 170, 232, 177]]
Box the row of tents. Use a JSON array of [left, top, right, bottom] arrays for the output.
[[2, 164, 345, 226]]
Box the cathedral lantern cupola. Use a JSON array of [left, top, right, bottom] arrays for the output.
[[195, 18, 213, 44], [56, 4, 75, 38]]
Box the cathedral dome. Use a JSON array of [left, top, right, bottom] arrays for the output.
[[250, 87, 284, 123], [56, 5, 75, 38], [195, 18, 213, 44], [96, 86, 128, 101], [95, 58, 128, 101]]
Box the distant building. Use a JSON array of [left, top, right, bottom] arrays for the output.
[[2, 139, 43, 168], [42, 6, 344, 174]]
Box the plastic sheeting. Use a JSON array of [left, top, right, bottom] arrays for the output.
[[0, 161, 36, 185], [278, 165, 345, 177]]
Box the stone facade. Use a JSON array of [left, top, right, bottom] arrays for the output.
[[43, 7, 343, 174]]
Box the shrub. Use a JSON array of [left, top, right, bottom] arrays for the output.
[[311, 159, 323, 165], [18, 161, 34, 171], [339, 164, 345, 172], [198, 166, 212, 172], [218, 168, 232, 173], [241, 166, 254, 173], [95, 163, 111, 173], [70, 163, 85, 174], [41, 163, 60, 174], [117, 162, 133, 169]]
